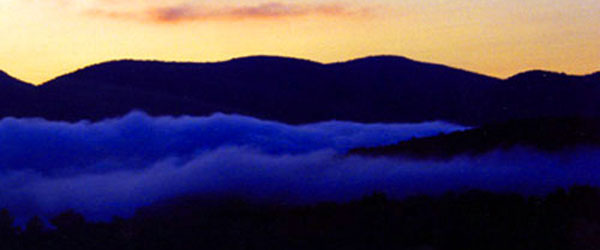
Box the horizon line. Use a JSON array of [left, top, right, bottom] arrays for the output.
[[2, 54, 598, 86]]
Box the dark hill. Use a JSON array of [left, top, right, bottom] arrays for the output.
[[350, 117, 600, 158], [0, 71, 37, 118], [485, 70, 600, 123], [34, 55, 501, 124], [0, 71, 32, 88], [0, 56, 599, 124]]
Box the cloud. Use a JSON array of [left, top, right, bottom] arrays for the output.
[[3, 146, 600, 224], [24, 0, 376, 23], [2, 112, 600, 224], [0, 111, 463, 175], [86, 1, 372, 23], [85, 8, 140, 20]]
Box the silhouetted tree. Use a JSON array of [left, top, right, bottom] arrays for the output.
[[21, 216, 47, 250], [0, 209, 18, 250], [24, 216, 45, 235], [0, 186, 599, 249], [50, 210, 87, 250], [50, 210, 85, 233]]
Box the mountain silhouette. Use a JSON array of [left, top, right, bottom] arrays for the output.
[[350, 117, 600, 158], [1, 56, 599, 124], [0, 71, 31, 88], [0, 70, 37, 118]]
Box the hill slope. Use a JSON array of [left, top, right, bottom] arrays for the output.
[[1, 56, 599, 124], [350, 117, 600, 158], [0, 70, 37, 117], [34, 56, 499, 124]]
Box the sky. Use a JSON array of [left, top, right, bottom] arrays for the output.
[[0, 0, 598, 84]]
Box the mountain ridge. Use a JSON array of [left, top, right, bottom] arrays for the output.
[[1, 55, 599, 125], [3, 55, 598, 86], [350, 117, 600, 158], [0, 70, 34, 88]]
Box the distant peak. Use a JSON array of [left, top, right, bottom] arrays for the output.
[[335, 55, 415, 64], [225, 55, 322, 65], [0, 70, 17, 81], [0, 70, 33, 87], [507, 70, 569, 81], [512, 70, 564, 76], [510, 70, 600, 79], [72, 56, 322, 73], [358, 55, 413, 61]]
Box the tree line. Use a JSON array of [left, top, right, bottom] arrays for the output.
[[1, 185, 600, 250]]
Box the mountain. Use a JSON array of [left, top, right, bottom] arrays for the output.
[[1, 56, 599, 124], [27, 55, 503, 123], [0, 70, 31, 88], [482, 70, 600, 124], [350, 117, 600, 158], [0, 70, 37, 118]]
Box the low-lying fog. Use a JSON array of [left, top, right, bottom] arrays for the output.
[[1, 112, 599, 222]]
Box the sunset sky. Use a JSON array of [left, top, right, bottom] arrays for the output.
[[0, 0, 598, 84]]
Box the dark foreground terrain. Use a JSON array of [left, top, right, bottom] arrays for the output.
[[2, 186, 600, 250], [351, 117, 600, 158]]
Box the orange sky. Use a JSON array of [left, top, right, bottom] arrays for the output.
[[0, 0, 598, 84]]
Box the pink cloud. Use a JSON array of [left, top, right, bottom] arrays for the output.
[[86, 2, 373, 23], [228, 2, 335, 18]]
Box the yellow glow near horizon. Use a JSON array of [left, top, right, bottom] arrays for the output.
[[0, 0, 598, 85]]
